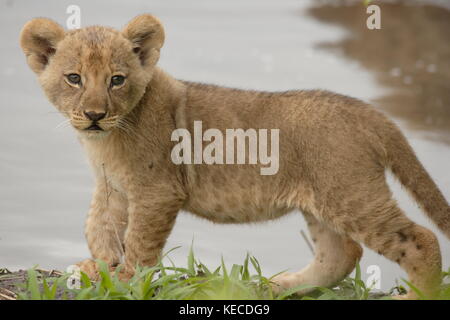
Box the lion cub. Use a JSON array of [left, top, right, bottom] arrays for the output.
[[20, 14, 449, 299]]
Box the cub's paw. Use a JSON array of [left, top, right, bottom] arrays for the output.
[[76, 259, 136, 283], [76, 259, 100, 281], [116, 266, 135, 282], [270, 272, 297, 294], [75, 259, 123, 281]]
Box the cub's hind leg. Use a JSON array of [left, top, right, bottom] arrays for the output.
[[272, 212, 362, 294], [346, 199, 442, 299]]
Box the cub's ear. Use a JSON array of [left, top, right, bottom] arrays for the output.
[[122, 14, 165, 68], [20, 18, 65, 74]]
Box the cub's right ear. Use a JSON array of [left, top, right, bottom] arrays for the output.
[[20, 18, 65, 74]]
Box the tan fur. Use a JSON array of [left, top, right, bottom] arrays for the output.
[[20, 14, 449, 299]]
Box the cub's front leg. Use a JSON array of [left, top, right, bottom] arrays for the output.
[[122, 184, 182, 278], [77, 181, 128, 279]]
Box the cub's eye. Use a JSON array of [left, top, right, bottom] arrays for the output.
[[111, 75, 125, 87], [66, 73, 81, 85]]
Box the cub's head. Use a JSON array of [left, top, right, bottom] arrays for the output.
[[20, 14, 165, 138]]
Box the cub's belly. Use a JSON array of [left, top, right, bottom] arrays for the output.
[[183, 187, 294, 223]]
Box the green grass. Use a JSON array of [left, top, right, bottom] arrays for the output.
[[11, 247, 450, 300]]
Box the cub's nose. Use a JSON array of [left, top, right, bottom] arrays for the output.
[[84, 111, 106, 122]]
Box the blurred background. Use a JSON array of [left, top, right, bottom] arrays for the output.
[[0, 0, 449, 291]]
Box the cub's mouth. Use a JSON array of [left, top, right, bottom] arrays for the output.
[[85, 123, 103, 131], [70, 113, 119, 137], [79, 122, 111, 139]]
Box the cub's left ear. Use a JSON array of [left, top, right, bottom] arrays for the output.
[[20, 18, 65, 74], [122, 14, 165, 68]]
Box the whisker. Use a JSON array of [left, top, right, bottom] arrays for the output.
[[54, 119, 71, 129], [46, 111, 71, 115], [116, 118, 136, 140], [116, 123, 132, 140], [118, 117, 156, 147]]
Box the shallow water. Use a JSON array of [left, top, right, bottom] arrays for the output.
[[0, 0, 448, 291]]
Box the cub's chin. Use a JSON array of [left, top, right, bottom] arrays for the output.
[[77, 128, 112, 140]]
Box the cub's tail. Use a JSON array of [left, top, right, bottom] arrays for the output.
[[382, 122, 450, 239]]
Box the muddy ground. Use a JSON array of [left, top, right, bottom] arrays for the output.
[[0, 268, 64, 300]]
